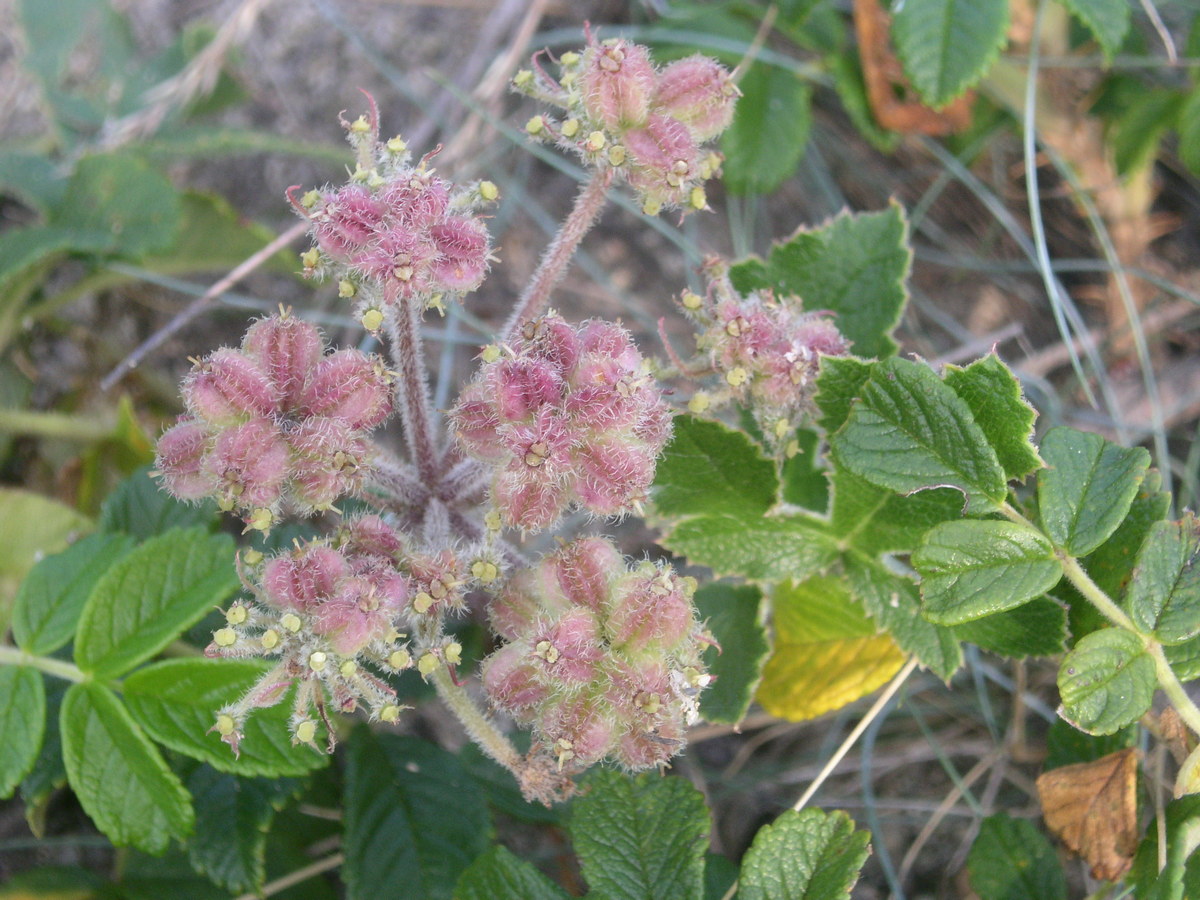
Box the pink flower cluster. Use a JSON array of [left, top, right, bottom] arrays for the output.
[[681, 272, 849, 446], [155, 312, 393, 530], [482, 537, 709, 771], [290, 105, 494, 324], [515, 31, 737, 215], [449, 313, 672, 531]]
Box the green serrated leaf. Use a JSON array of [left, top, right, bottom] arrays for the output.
[[893, 0, 1010, 107], [0, 151, 67, 212], [571, 769, 708, 900], [50, 154, 182, 257], [943, 355, 1041, 481], [758, 577, 905, 720], [1167, 636, 1200, 683], [914, 520, 1063, 625], [74, 527, 236, 678], [814, 356, 874, 434], [122, 658, 328, 778], [739, 808, 870, 900], [1082, 469, 1171, 600], [60, 682, 193, 853], [1125, 514, 1200, 645], [967, 813, 1066, 900], [11, 532, 136, 655], [1108, 88, 1183, 177], [1038, 427, 1150, 557], [1044, 718, 1136, 771], [343, 731, 490, 900], [1058, 628, 1155, 735], [831, 357, 1007, 513], [1057, 0, 1130, 59], [695, 582, 770, 724], [458, 742, 563, 826], [455, 846, 569, 900], [845, 554, 963, 681], [0, 488, 92, 627], [651, 415, 778, 520], [1180, 86, 1200, 175], [0, 667, 45, 799], [830, 468, 963, 555], [185, 766, 302, 894], [722, 62, 811, 195], [705, 853, 740, 900], [729, 205, 909, 359], [1129, 796, 1200, 900], [781, 428, 829, 512], [953, 597, 1067, 658], [99, 465, 218, 539], [19, 677, 67, 838], [661, 514, 839, 582]]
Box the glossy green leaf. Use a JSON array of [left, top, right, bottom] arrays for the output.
[[123, 658, 328, 778], [1129, 796, 1200, 900], [914, 520, 1062, 625], [739, 808, 870, 900], [952, 597, 1067, 658], [722, 63, 811, 195], [943, 355, 1041, 481], [729, 205, 909, 359], [19, 678, 67, 838], [1058, 628, 1155, 735], [1080, 469, 1171, 600], [60, 682, 193, 853], [455, 846, 569, 900], [74, 527, 237, 678], [99, 465, 218, 540], [844, 554, 962, 681], [695, 582, 770, 724], [11, 532, 136, 655], [571, 769, 708, 900], [1044, 719, 1136, 771], [343, 731, 490, 900], [781, 427, 829, 512], [0, 667, 45, 799], [831, 357, 1007, 513], [1166, 636, 1200, 683], [1125, 514, 1200, 645], [1058, 0, 1130, 59], [185, 766, 302, 894], [1038, 427, 1150, 557], [661, 514, 839, 582], [830, 468, 963, 555], [814, 356, 874, 434], [892, 0, 1010, 107], [967, 813, 1066, 900], [652, 415, 778, 520]]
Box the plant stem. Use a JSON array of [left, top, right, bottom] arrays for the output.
[[430, 665, 522, 773], [1151, 644, 1200, 737], [500, 168, 612, 342], [1057, 553, 1138, 633], [386, 301, 440, 485], [0, 409, 114, 442], [0, 645, 87, 682], [233, 851, 343, 900]]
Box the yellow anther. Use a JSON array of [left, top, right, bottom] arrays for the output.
[[215, 714, 237, 736], [607, 145, 627, 166], [386, 136, 408, 153], [681, 290, 703, 310], [413, 592, 435, 614], [786, 439, 801, 458], [471, 560, 499, 584], [642, 197, 662, 217], [280, 613, 302, 633], [349, 115, 370, 133], [479, 181, 499, 201], [388, 649, 411, 669], [248, 508, 273, 532], [774, 418, 790, 439], [444, 642, 463, 666], [525, 441, 550, 468], [561, 118, 580, 138], [513, 69, 534, 88], [484, 509, 502, 531], [260, 629, 280, 650], [480, 344, 501, 364], [301, 248, 321, 269], [340, 660, 357, 678], [379, 704, 402, 723], [308, 651, 328, 672], [688, 392, 711, 414], [690, 186, 707, 210], [300, 190, 320, 208], [338, 280, 356, 298], [213, 627, 237, 648], [725, 367, 749, 387], [243, 549, 263, 565], [361, 308, 384, 332], [417, 653, 439, 677], [534, 640, 560, 664], [294, 720, 317, 744], [226, 604, 248, 625], [560, 51, 580, 66], [585, 131, 607, 152], [525, 115, 545, 135]]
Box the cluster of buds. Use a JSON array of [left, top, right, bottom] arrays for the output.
[[678, 267, 849, 451], [155, 311, 394, 531], [514, 29, 738, 215], [207, 514, 476, 752], [482, 537, 710, 771], [449, 313, 672, 532], [289, 97, 496, 325]]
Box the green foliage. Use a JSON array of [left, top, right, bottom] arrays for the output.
[[662, 514, 840, 582], [60, 682, 194, 853], [74, 527, 237, 678], [738, 808, 871, 900], [1058, 0, 1131, 59], [570, 770, 709, 900], [342, 730, 491, 900], [695, 582, 770, 724], [892, 0, 1010, 107], [1057, 628, 1156, 735], [455, 847, 570, 900], [941, 355, 1041, 482], [730, 204, 910, 360], [951, 597, 1068, 659], [0, 667, 44, 799], [967, 813, 1066, 900], [1129, 796, 1200, 900], [1124, 514, 1200, 645], [722, 63, 812, 195], [653, 415, 777, 519], [99, 465, 219, 540]]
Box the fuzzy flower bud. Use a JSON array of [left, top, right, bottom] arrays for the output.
[[654, 55, 739, 141], [482, 538, 709, 772], [449, 313, 671, 532]]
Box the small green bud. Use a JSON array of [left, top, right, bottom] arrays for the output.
[[386, 135, 407, 153], [349, 115, 370, 134], [379, 704, 402, 723], [525, 115, 545, 135], [294, 720, 318, 744], [680, 290, 703, 310], [513, 69, 534, 89], [478, 180, 499, 201], [444, 642, 463, 666], [215, 714, 237, 736], [300, 190, 320, 209], [243, 549, 264, 565]]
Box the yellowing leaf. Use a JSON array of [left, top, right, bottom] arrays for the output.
[[756, 577, 906, 721], [0, 489, 92, 633]]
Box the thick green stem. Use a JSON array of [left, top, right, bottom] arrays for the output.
[[1152, 645, 1200, 738], [430, 666, 522, 773], [0, 645, 87, 682], [0, 408, 113, 442], [1057, 553, 1137, 633]]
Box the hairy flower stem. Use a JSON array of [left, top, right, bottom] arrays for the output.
[[500, 169, 612, 342], [386, 302, 440, 486], [430, 665, 522, 774], [0, 645, 87, 683]]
